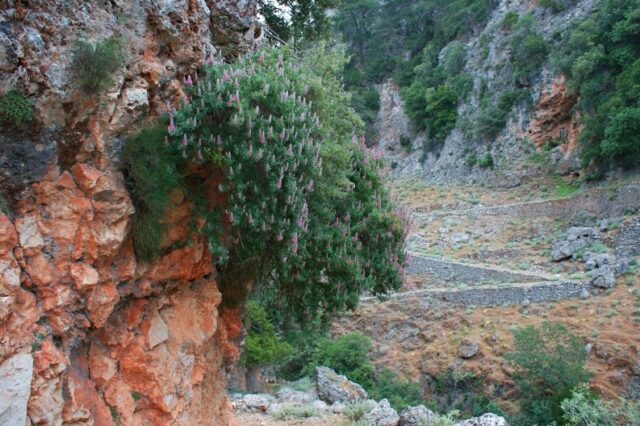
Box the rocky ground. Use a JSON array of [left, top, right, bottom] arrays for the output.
[[232, 367, 508, 426], [334, 177, 640, 414]]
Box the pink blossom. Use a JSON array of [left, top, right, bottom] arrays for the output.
[[182, 134, 188, 147], [184, 75, 193, 87], [290, 232, 298, 255], [167, 116, 176, 134], [259, 129, 266, 145]]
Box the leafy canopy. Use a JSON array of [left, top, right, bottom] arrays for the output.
[[505, 322, 591, 426], [124, 43, 406, 323]]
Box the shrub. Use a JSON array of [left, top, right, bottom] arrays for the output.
[[369, 368, 422, 411], [240, 301, 292, 368], [399, 134, 412, 153], [505, 322, 591, 426], [466, 153, 477, 167], [344, 400, 378, 421], [0, 90, 33, 128], [72, 37, 125, 92], [501, 11, 519, 30], [0, 195, 9, 216], [539, 0, 567, 12], [423, 85, 458, 146], [273, 406, 320, 420], [561, 384, 640, 425], [478, 153, 493, 169], [304, 332, 376, 389], [511, 28, 549, 84], [122, 127, 183, 261]]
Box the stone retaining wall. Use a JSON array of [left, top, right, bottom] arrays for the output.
[[407, 255, 547, 285]]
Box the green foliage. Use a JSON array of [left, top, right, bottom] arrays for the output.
[[476, 89, 530, 140], [0, 90, 33, 128], [477, 153, 494, 169], [427, 370, 504, 418], [344, 400, 378, 421], [304, 332, 376, 389], [501, 11, 519, 30], [505, 322, 591, 426], [240, 301, 293, 368], [122, 127, 183, 261], [539, 0, 567, 12], [553, 0, 640, 169], [0, 195, 9, 216], [335, 0, 496, 136], [273, 406, 320, 420], [260, 0, 338, 42], [369, 368, 422, 411], [511, 20, 549, 84], [399, 134, 412, 153], [71, 37, 124, 92], [561, 384, 640, 425], [126, 43, 406, 323]]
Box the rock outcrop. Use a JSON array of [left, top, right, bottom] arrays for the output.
[[316, 366, 368, 404], [0, 1, 259, 424]]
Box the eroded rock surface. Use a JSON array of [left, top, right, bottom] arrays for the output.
[[0, 1, 258, 424]]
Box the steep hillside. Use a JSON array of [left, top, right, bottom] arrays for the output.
[[338, 0, 640, 185]]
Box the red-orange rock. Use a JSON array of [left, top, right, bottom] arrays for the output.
[[71, 163, 103, 194], [86, 281, 120, 328], [70, 262, 100, 292], [88, 342, 117, 387], [25, 254, 56, 287], [105, 379, 136, 425], [0, 215, 17, 256]]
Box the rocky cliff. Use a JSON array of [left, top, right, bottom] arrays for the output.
[[0, 1, 260, 424], [378, 0, 593, 187]]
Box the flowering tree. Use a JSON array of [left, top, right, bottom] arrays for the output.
[[126, 43, 407, 322]]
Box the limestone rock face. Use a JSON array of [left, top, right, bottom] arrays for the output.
[[0, 353, 33, 426], [316, 366, 368, 404], [0, 1, 258, 425]]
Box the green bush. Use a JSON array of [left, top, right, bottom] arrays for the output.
[[423, 85, 458, 147], [399, 134, 412, 153], [0, 90, 33, 128], [122, 127, 183, 261], [304, 332, 376, 389], [505, 322, 591, 426], [478, 153, 494, 169], [561, 384, 640, 425], [72, 37, 125, 92], [240, 301, 292, 368], [466, 153, 477, 167], [511, 29, 549, 84], [539, 0, 567, 12], [369, 368, 422, 411], [0, 195, 9, 216], [427, 370, 504, 418], [501, 11, 519, 30], [344, 400, 378, 421]]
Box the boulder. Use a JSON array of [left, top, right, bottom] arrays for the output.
[[458, 341, 479, 359], [551, 227, 595, 261], [316, 366, 367, 404], [590, 264, 616, 289], [230, 393, 275, 413], [362, 398, 400, 426], [454, 413, 509, 426], [584, 253, 611, 271], [400, 405, 438, 426], [0, 353, 33, 426]]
